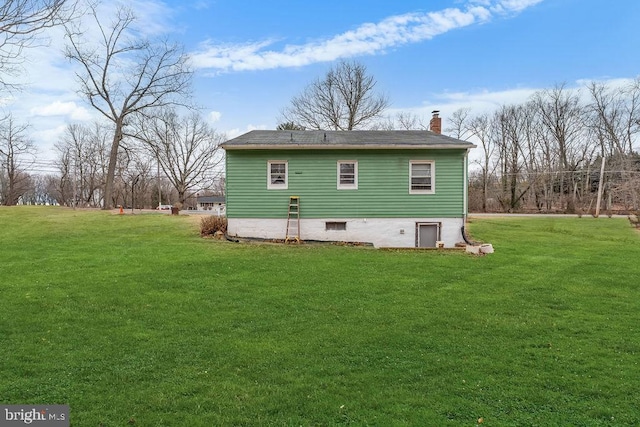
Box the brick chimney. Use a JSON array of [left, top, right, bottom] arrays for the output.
[[429, 110, 442, 134]]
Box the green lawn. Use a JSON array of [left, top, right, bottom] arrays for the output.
[[1, 207, 639, 426]]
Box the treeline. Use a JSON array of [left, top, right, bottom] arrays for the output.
[[2, 51, 638, 213], [281, 62, 640, 214], [1, 2, 227, 209], [450, 80, 640, 214], [1, 0, 270, 208], [0, 112, 225, 208]]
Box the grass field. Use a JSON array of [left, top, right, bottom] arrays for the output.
[[1, 207, 639, 426]]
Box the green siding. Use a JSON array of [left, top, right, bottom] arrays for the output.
[[226, 149, 467, 218]]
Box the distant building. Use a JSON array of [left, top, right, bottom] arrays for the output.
[[196, 195, 226, 216]]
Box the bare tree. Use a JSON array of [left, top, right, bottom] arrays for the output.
[[397, 112, 427, 130], [276, 121, 305, 130], [52, 135, 72, 205], [209, 176, 225, 196], [65, 4, 192, 209], [445, 108, 472, 140], [281, 60, 389, 131], [127, 152, 154, 210], [0, 114, 35, 205], [112, 144, 154, 210], [135, 109, 224, 205], [21, 173, 55, 205], [493, 104, 534, 212], [371, 111, 427, 130], [0, 0, 77, 90], [587, 79, 640, 211], [55, 123, 86, 207], [532, 84, 586, 212], [467, 113, 497, 212], [55, 121, 110, 207]]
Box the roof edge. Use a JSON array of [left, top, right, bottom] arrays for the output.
[[222, 143, 477, 150]]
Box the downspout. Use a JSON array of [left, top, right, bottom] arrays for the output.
[[461, 148, 480, 245], [225, 233, 240, 243], [462, 148, 470, 240], [463, 148, 469, 223]]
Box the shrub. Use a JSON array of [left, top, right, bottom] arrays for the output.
[[200, 216, 227, 237]]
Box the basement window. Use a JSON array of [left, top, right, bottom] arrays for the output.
[[326, 221, 347, 231]]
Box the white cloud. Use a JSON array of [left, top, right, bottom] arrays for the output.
[[193, 1, 212, 11], [385, 77, 632, 126], [575, 77, 634, 90], [208, 111, 222, 122], [385, 86, 540, 128], [190, 0, 543, 72], [32, 124, 67, 142], [435, 87, 540, 114], [223, 128, 242, 140], [31, 124, 68, 162], [427, 77, 637, 119], [69, 1, 180, 41], [223, 124, 267, 140], [492, 0, 544, 13], [30, 101, 92, 121], [0, 0, 197, 164], [17, 0, 177, 94], [126, 0, 181, 37]]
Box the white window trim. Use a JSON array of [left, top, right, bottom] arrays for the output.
[[409, 160, 435, 194], [337, 160, 358, 190], [267, 160, 288, 190]]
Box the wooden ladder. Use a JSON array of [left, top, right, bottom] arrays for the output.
[[285, 196, 301, 243]]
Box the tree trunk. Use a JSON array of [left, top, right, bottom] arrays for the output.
[[103, 121, 123, 210], [482, 170, 488, 212]]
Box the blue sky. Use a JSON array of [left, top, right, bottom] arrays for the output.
[[6, 0, 640, 167]]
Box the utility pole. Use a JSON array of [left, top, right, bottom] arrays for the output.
[[157, 156, 161, 208], [73, 151, 78, 209], [595, 156, 606, 218]]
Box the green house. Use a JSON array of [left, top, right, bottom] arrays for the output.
[[222, 129, 475, 248]]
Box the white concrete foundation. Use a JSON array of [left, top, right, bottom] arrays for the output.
[[227, 217, 466, 248]]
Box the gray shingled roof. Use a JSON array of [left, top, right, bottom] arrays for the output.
[[222, 130, 476, 150]]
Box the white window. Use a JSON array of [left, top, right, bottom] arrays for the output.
[[410, 161, 434, 194], [337, 161, 358, 190], [268, 161, 288, 189]]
